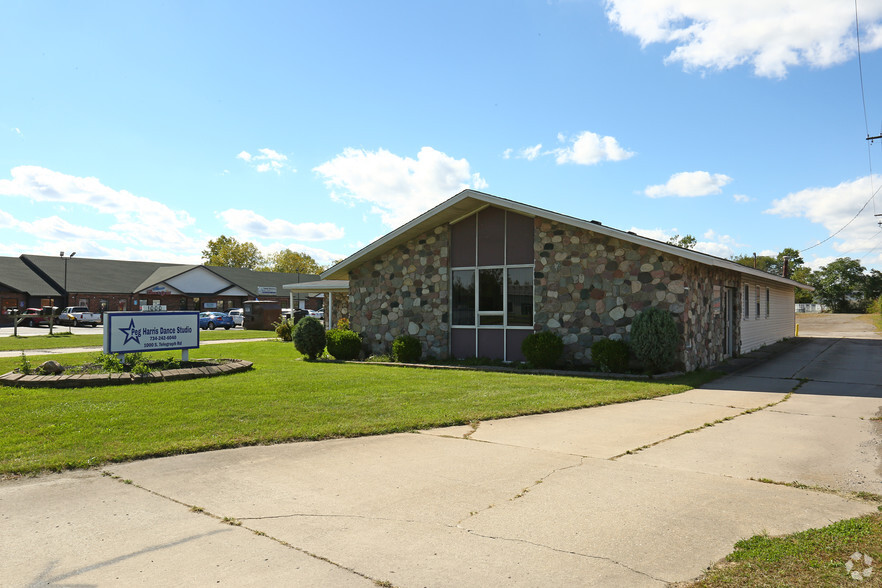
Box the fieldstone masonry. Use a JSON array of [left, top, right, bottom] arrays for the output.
[[347, 213, 744, 370], [535, 218, 741, 371], [349, 226, 450, 358]]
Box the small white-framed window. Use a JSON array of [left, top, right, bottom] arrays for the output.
[[755, 285, 760, 319], [765, 287, 770, 318], [743, 284, 750, 320]]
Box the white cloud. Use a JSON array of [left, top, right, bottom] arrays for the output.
[[696, 229, 743, 258], [605, 0, 882, 78], [502, 148, 513, 159], [645, 171, 732, 198], [520, 144, 543, 161], [554, 131, 634, 165], [629, 226, 675, 242], [630, 226, 744, 258], [314, 146, 488, 228], [0, 166, 198, 251], [236, 148, 293, 174], [733, 193, 753, 203], [765, 175, 882, 262], [217, 209, 344, 241]]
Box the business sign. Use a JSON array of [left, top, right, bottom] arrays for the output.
[[104, 311, 199, 355], [257, 286, 277, 296]]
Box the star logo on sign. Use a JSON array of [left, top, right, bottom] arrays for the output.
[[119, 318, 140, 345]]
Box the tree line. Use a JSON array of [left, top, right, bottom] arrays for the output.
[[201, 235, 328, 275]]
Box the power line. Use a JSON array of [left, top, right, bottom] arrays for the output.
[[799, 181, 882, 253]]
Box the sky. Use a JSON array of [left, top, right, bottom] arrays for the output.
[[3, 0, 882, 273]]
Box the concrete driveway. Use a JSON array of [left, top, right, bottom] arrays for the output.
[[2, 314, 880, 586]]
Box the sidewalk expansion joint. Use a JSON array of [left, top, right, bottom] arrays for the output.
[[609, 380, 808, 460], [461, 529, 667, 585], [749, 477, 882, 505], [100, 470, 400, 588]]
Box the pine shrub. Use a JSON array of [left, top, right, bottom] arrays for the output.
[[630, 307, 679, 374], [326, 328, 362, 360], [392, 335, 422, 363], [521, 331, 564, 369], [292, 316, 326, 360], [590, 338, 629, 373]]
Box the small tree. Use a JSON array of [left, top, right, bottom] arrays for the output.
[[630, 307, 679, 374], [292, 316, 326, 360]]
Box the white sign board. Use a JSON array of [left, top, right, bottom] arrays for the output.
[[257, 286, 277, 296], [104, 311, 199, 355]]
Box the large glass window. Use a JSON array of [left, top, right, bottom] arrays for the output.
[[452, 270, 476, 325], [478, 268, 504, 325], [507, 267, 533, 326]]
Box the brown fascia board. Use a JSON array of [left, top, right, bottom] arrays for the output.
[[321, 190, 814, 291]]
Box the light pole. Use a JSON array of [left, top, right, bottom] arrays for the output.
[[60, 251, 76, 307]]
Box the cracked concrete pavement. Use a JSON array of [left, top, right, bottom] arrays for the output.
[[2, 314, 880, 586]]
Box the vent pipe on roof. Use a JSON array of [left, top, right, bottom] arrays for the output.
[[753, 253, 757, 269]]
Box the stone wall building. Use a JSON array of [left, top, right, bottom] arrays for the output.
[[303, 190, 810, 371]]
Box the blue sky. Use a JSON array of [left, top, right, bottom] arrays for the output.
[[3, 0, 882, 272]]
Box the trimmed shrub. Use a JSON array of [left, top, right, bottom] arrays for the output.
[[273, 317, 295, 342], [630, 307, 679, 374], [392, 335, 422, 363], [590, 338, 629, 373], [336, 317, 351, 330], [326, 328, 362, 360], [292, 316, 326, 360], [521, 331, 564, 369]]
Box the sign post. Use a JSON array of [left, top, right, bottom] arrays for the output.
[[104, 311, 199, 362]]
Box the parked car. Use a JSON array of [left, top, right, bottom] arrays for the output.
[[19, 308, 49, 327], [199, 311, 234, 330], [58, 306, 102, 327], [227, 308, 244, 326]]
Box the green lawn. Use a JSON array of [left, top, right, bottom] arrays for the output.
[[691, 512, 882, 587], [0, 328, 274, 351], [0, 340, 718, 475]]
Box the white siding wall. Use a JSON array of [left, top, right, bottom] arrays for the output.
[[740, 278, 796, 354]]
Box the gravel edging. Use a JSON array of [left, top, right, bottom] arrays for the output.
[[0, 360, 253, 389]]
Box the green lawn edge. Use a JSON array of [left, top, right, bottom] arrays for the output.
[[0, 340, 720, 476], [689, 511, 882, 587]]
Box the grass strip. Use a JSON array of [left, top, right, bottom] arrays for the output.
[[690, 513, 882, 587], [0, 341, 716, 475], [0, 329, 274, 351]]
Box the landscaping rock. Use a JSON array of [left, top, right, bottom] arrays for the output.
[[39, 360, 64, 375]]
